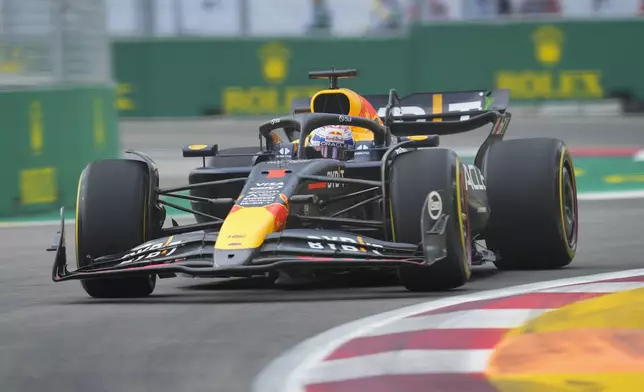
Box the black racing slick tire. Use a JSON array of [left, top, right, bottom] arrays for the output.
[[389, 148, 471, 291], [75, 159, 160, 298], [484, 138, 578, 270]]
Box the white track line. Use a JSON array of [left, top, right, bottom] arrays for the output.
[[539, 281, 644, 293], [252, 268, 644, 392], [295, 349, 494, 385], [577, 189, 644, 201], [633, 149, 644, 162], [363, 309, 548, 337]]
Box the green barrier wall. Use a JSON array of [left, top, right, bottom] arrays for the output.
[[114, 37, 409, 117], [0, 86, 120, 218], [113, 20, 644, 118], [409, 20, 644, 102]]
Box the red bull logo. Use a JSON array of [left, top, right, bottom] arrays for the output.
[[325, 130, 344, 144]]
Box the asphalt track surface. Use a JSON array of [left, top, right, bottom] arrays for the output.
[[1, 115, 644, 392]]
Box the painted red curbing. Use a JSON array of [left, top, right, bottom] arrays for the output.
[[409, 291, 604, 317], [297, 275, 644, 392], [325, 329, 507, 360]]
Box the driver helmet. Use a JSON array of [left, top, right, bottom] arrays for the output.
[[307, 125, 355, 160]]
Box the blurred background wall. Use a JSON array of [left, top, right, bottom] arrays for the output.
[[1, 0, 644, 218], [0, 0, 118, 218], [103, 0, 644, 118]]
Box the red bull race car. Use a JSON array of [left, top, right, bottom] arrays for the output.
[[47, 69, 579, 298]]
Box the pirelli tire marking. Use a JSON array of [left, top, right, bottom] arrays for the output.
[[427, 191, 442, 220]]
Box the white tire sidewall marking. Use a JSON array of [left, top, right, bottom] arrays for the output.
[[427, 191, 443, 220]]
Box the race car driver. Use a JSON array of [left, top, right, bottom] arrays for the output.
[[306, 124, 356, 159], [277, 124, 356, 161]]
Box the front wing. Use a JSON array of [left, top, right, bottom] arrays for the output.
[[48, 209, 433, 283]]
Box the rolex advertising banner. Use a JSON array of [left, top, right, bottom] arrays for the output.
[[113, 19, 644, 118], [113, 37, 408, 117], [408, 20, 644, 103]]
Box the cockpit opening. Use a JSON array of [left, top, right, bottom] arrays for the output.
[[312, 92, 351, 115]]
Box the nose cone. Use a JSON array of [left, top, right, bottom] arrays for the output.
[[213, 203, 289, 268], [214, 206, 281, 250]]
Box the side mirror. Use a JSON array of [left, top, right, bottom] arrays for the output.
[[182, 144, 219, 158]]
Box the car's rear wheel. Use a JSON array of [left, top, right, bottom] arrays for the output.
[[76, 159, 161, 298], [484, 137, 578, 270], [389, 148, 471, 291]]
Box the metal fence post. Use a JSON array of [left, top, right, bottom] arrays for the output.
[[240, 0, 249, 36], [50, 0, 63, 84]]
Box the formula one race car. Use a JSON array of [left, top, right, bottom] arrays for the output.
[[47, 69, 579, 298]]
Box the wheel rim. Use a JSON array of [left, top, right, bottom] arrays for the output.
[[562, 166, 576, 246]]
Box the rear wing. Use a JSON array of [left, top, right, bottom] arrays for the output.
[[291, 89, 508, 118], [363, 88, 509, 122], [371, 88, 510, 137]]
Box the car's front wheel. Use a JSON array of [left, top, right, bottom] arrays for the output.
[[76, 159, 161, 298], [389, 148, 472, 291]]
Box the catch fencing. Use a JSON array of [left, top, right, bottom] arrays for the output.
[[0, 0, 110, 86], [106, 0, 644, 38]]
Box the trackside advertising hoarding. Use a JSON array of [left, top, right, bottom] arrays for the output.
[[113, 19, 644, 118], [0, 86, 119, 218]]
